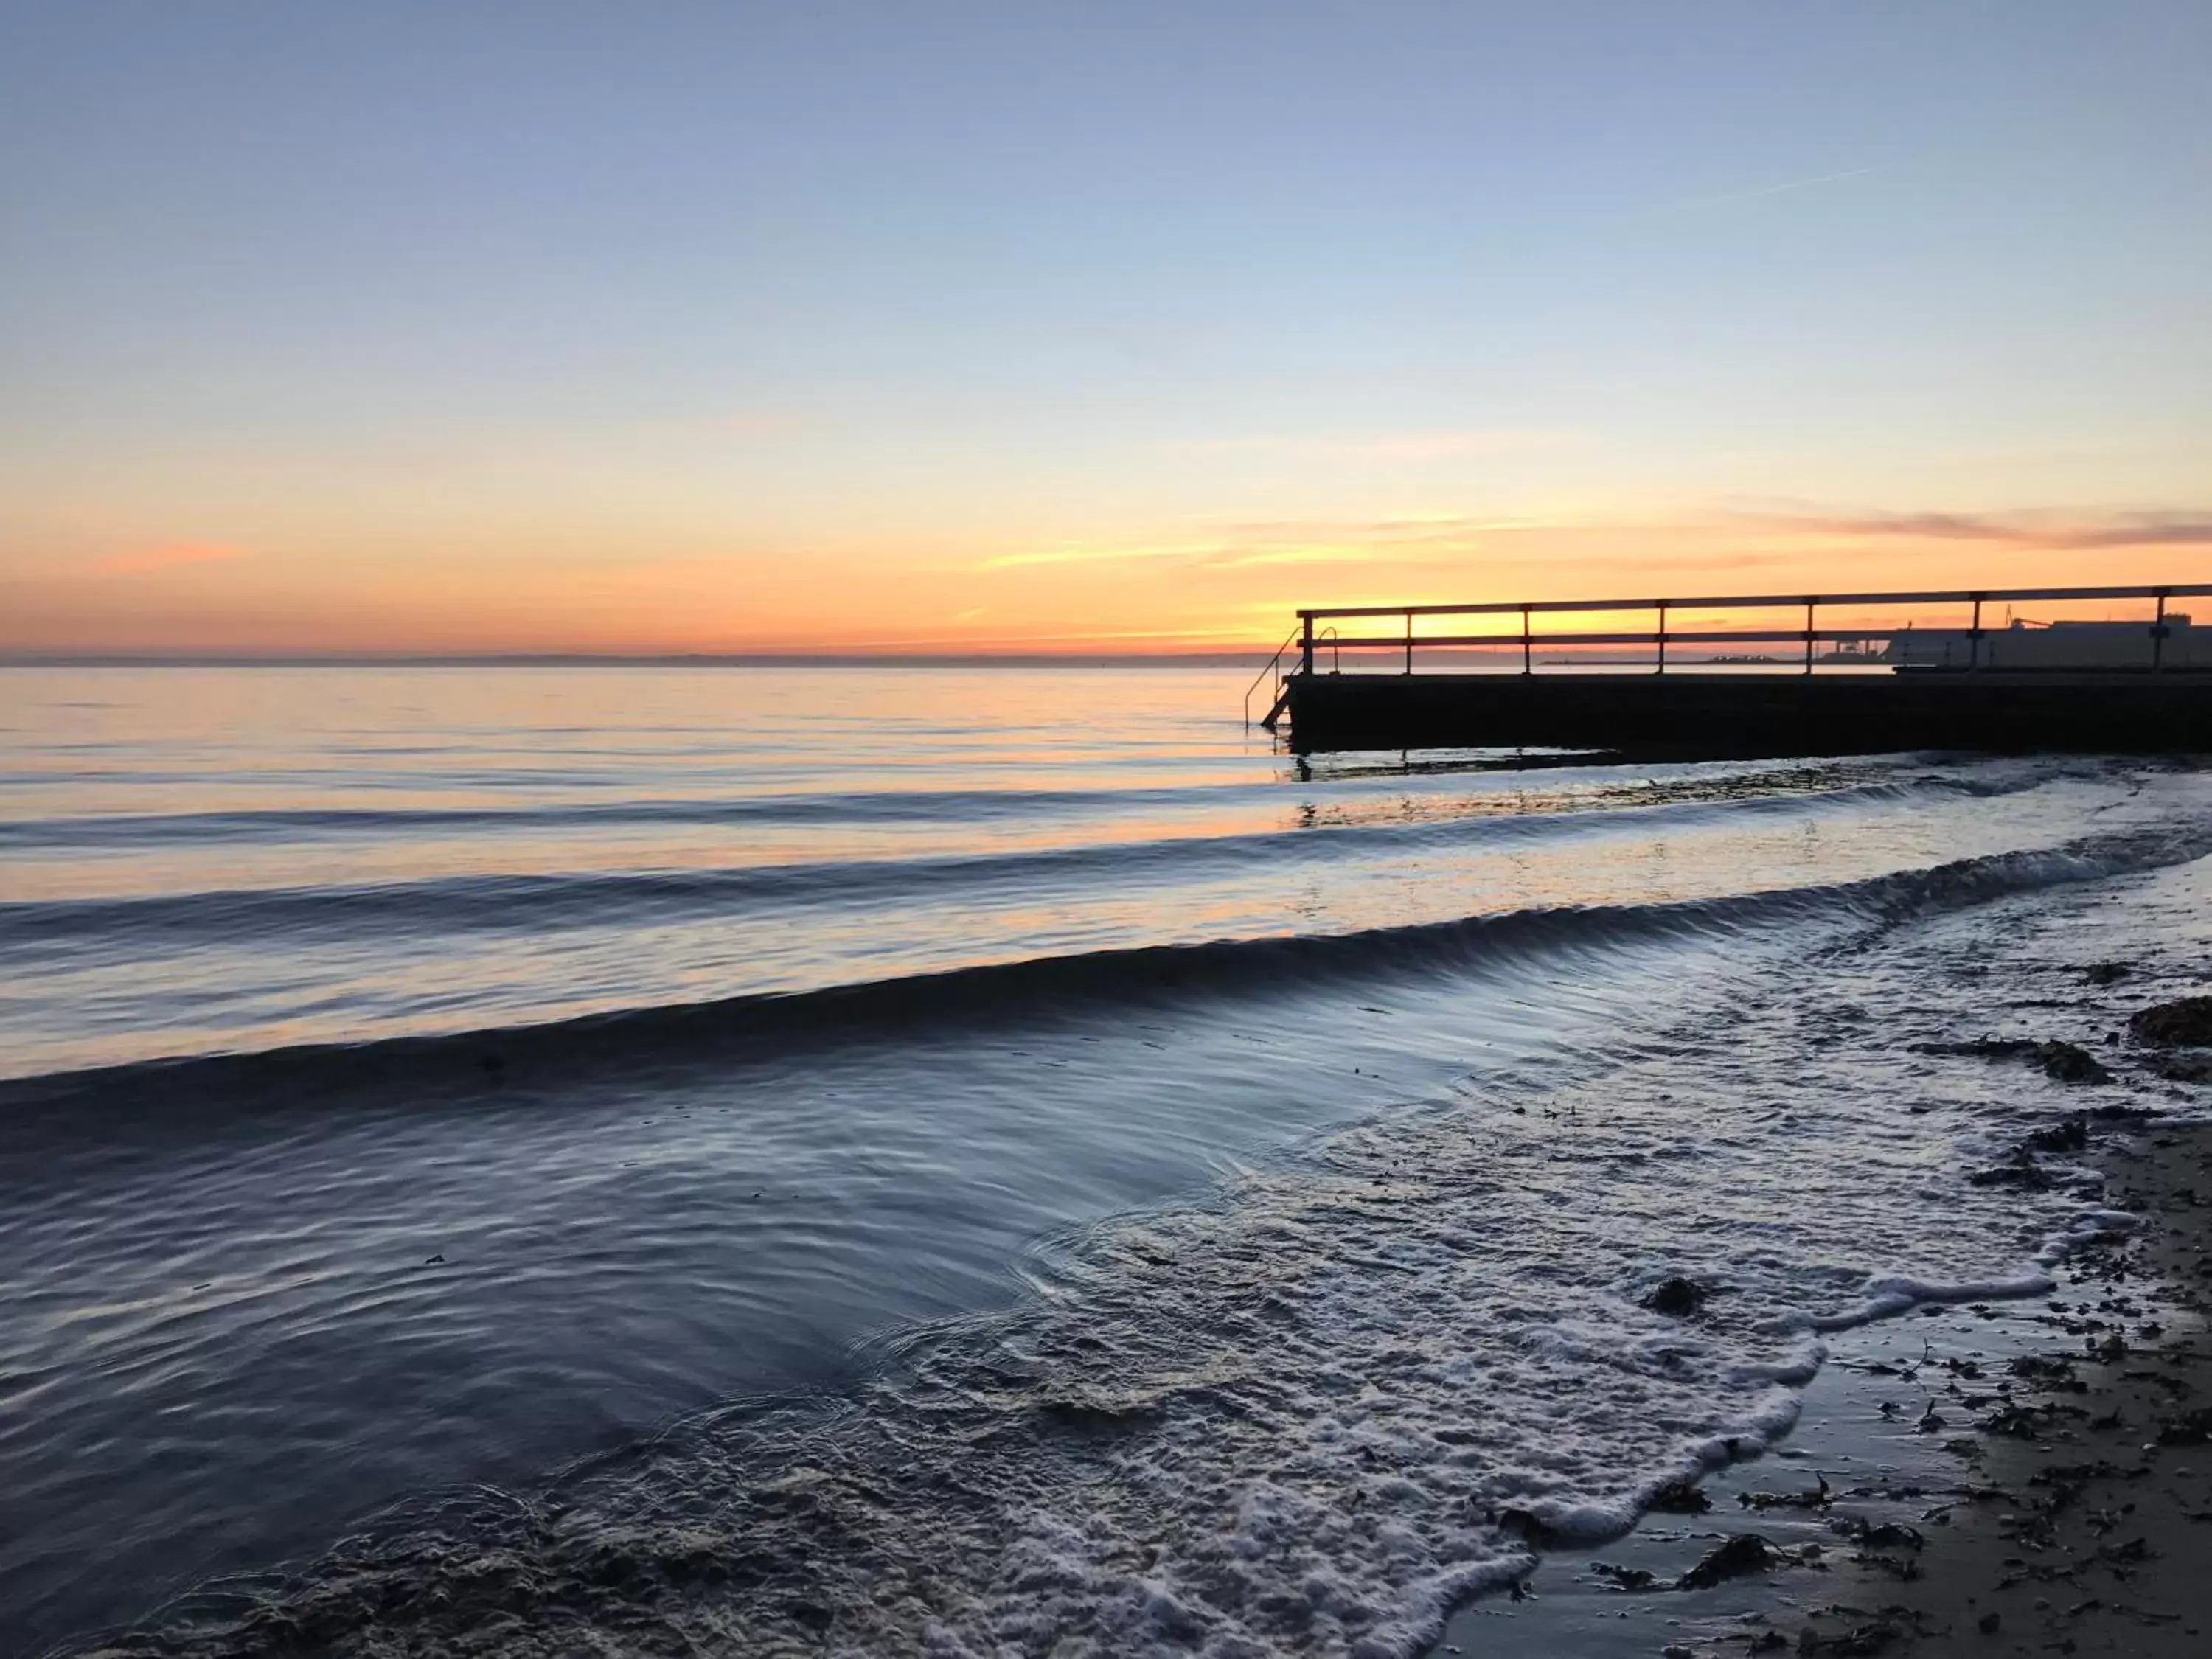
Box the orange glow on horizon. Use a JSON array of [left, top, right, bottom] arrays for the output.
[[3, 505, 2207, 658]]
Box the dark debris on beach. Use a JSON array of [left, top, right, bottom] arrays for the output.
[[1646, 1276, 1710, 1317], [1911, 1037, 2112, 1084], [2129, 995, 2212, 1047], [1780, 1124, 2212, 1658]]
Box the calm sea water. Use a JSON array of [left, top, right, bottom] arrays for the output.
[[2, 665, 2207, 1656]]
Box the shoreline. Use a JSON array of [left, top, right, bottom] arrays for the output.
[[1425, 1117, 2212, 1658]]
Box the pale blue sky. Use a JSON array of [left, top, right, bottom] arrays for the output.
[[2, 1, 2206, 650]]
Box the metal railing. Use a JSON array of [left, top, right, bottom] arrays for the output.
[[1242, 625, 1302, 728], [1283, 580, 2212, 677], [1254, 582, 2212, 729], [1246, 627, 1349, 727]]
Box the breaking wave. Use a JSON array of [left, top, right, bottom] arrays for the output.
[[15, 818, 2208, 1112]]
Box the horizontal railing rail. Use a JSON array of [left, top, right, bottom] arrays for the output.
[[1319, 629, 1906, 648], [1299, 583, 2212, 622], [1264, 582, 2212, 693]]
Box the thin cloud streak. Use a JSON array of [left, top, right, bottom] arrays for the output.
[[1729, 507, 2212, 550], [1205, 516, 1565, 546], [973, 542, 1219, 571], [1653, 165, 1879, 215], [971, 503, 2212, 593], [1193, 546, 1453, 571], [974, 518, 1563, 575]]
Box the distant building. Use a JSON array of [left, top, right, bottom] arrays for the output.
[[1883, 616, 2200, 672]]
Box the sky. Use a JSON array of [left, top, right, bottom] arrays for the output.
[[1, 0, 2206, 655]]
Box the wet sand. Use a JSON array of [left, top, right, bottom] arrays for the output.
[[1426, 1118, 2212, 1658], [1798, 1118, 2212, 1658]]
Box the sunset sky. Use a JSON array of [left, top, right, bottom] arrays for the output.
[[2, 1, 2206, 655]]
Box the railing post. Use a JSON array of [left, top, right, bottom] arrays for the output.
[[1521, 605, 1531, 675], [1969, 596, 1983, 671], [1804, 599, 1815, 675], [1299, 612, 1314, 677], [1657, 601, 1668, 675], [2154, 591, 2168, 672], [1404, 610, 1413, 675]]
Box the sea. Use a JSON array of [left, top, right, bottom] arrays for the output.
[[2, 663, 2207, 1657]]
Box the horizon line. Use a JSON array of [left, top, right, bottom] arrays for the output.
[[0, 649, 1282, 669]]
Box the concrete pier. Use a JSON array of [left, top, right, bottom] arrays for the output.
[[1283, 669, 2212, 757], [1255, 583, 2212, 757]]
